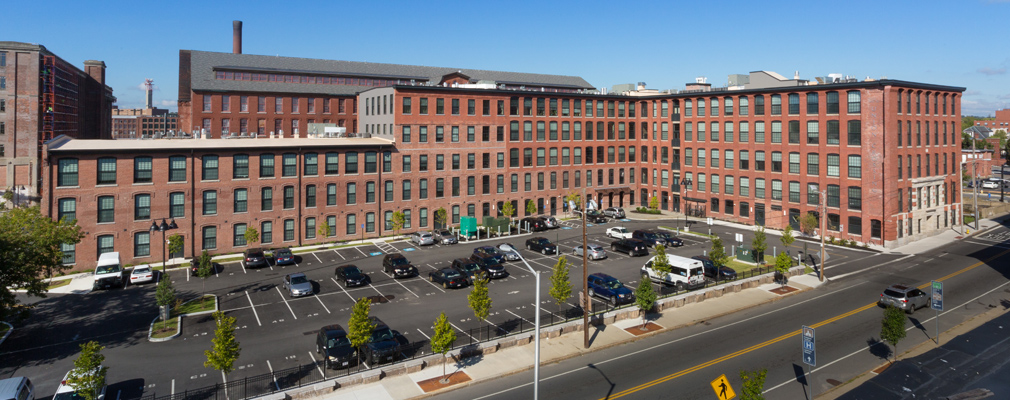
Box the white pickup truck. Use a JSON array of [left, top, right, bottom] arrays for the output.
[[641, 253, 706, 291], [606, 226, 633, 239]]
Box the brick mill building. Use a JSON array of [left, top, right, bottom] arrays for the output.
[[37, 39, 965, 268]]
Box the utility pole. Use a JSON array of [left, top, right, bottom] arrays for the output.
[[819, 190, 827, 282], [582, 186, 590, 349], [972, 135, 979, 230]]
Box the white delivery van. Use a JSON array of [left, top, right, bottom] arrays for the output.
[[641, 253, 706, 291], [93, 252, 124, 290]]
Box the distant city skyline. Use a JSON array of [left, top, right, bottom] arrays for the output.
[[4, 0, 1008, 116]]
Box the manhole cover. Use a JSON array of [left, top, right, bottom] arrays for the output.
[[365, 295, 394, 304], [827, 379, 843, 386]]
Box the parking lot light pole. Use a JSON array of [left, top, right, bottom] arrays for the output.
[[513, 252, 541, 400], [149, 218, 178, 273]]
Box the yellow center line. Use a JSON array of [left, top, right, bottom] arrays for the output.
[[603, 247, 1010, 400]]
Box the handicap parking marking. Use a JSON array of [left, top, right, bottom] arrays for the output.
[[562, 227, 573, 230], [403, 247, 417, 252], [369, 252, 384, 256]]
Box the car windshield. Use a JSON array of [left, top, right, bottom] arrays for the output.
[[589, 245, 603, 251], [420, 233, 432, 238], [444, 270, 461, 278], [133, 267, 150, 274], [438, 230, 452, 237], [343, 267, 361, 275], [54, 391, 87, 400], [370, 327, 394, 342], [290, 276, 309, 285], [327, 336, 350, 348], [390, 257, 408, 265], [460, 264, 480, 272], [883, 289, 905, 298], [605, 279, 623, 289], [248, 251, 264, 257], [616, 228, 628, 233], [277, 251, 292, 257], [96, 265, 120, 274]]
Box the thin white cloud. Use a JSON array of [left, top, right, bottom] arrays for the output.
[[159, 100, 177, 107], [977, 67, 1007, 76]]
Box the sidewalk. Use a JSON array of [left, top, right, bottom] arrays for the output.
[[278, 273, 827, 400]]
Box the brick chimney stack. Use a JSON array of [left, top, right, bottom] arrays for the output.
[[233, 20, 242, 54]]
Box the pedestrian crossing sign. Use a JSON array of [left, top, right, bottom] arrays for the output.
[[710, 374, 736, 399]]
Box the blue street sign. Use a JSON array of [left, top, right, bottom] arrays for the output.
[[802, 325, 816, 367], [931, 281, 943, 311]]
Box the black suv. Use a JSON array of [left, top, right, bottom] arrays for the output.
[[315, 324, 356, 369], [584, 210, 608, 224], [657, 231, 684, 247], [362, 317, 407, 365], [521, 217, 548, 232], [334, 265, 368, 287], [632, 230, 667, 247], [469, 254, 507, 278], [472, 246, 507, 264], [692, 255, 737, 281], [611, 238, 649, 257], [525, 237, 558, 255], [244, 248, 269, 268], [382, 254, 418, 278]]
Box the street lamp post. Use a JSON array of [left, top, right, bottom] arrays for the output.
[[513, 252, 542, 400], [681, 179, 693, 231], [149, 218, 178, 273]]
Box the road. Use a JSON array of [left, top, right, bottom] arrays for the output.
[[442, 223, 1010, 399]]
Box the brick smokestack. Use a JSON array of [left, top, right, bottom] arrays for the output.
[[233, 20, 242, 54]]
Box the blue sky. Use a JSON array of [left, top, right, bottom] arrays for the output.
[[4, 0, 1008, 116]]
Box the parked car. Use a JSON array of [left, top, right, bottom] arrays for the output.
[[525, 237, 558, 255], [452, 259, 487, 283], [521, 217, 548, 232], [606, 226, 633, 239], [0, 377, 33, 400], [411, 231, 436, 246], [334, 265, 368, 287], [692, 256, 738, 281], [632, 230, 668, 247], [381, 254, 418, 278], [282, 273, 313, 297], [469, 254, 508, 279], [584, 210, 608, 223], [496, 243, 522, 261], [54, 369, 106, 400], [274, 248, 295, 266], [316, 324, 356, 369], [588, 273, 634, 305], [362, 317, 407, 366], [610, 238, 650, 257], [473, 246, 507, 264], [982, 180, 999, 189], [573, 244, 607, 260], [542, 216, 560, 229], [657, 231, 684, 247], [878, 284, 929, 314], [129, 266, 154, 285], [244, 248, 269, 268], [434, 229, 458, 245], [428, 268, 469, 289], [603, 207, 626, 219]]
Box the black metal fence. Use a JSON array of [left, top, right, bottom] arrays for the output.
[[128, 268, 778, 400]]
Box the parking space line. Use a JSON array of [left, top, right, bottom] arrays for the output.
[[420, 276, 447, 293], [330, 277, 359, 302], [308, 351, 325, 377], [506, 309, 533, 325], [266, 360, 280, 391], [314, 292, 331, 314], [333, 249, 346, 260], [313, 252, 322, 263], [369, 283, 384, 297], [275, 287, 298, 320], [424, 263, 439, 271], [355, 247, 368, 257], [390, 278, 420, 298], [415, 328, 431, 340], [449, 321, 479, 342], [186, 267, 190, 282], [245, 291, 262, 326], [241, 260, 247, 274]]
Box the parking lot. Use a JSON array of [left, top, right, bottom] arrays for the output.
[[0, 216, 874, 399]]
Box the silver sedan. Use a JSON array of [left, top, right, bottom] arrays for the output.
[[283, 273, 313, 297], [573, 244, 607, 260], [496, 243, 521, 261], [411, 232, 436, 246]]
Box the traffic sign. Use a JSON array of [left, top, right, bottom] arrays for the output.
[[931, 280, 943, 311], [801, 325, 816, 366], [710, 374, 736, 400]]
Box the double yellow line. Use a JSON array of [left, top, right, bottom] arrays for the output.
[[603, 247, 1010, 399]]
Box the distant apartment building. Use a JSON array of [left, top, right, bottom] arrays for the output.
[[112, 106, 179, 139], [973, 108, 1010, 133]]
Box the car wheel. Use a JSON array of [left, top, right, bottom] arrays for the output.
[[676, 282, 685, 292], [907, 304, 915, 315], [442, 282, 448, 289], [642, 273, 649, 282], [588, 288, 595, 297], [542, 249, 548, 255], [527, 244, 532, 250], [611, 296, 617, 305], [316, 344, 320, 354], [429, 275, 434, 282], [612, 245, 617, 251]]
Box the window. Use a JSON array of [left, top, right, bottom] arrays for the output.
[[789, 181, 800, 203], [770, 94, 782, 115], [847, 155, 862, 178], [97, 196, 116, 223], [284, 219, 295, 241], [258, 221, 271, 243], [771, 121, 782, 143], [788, 121, 800, 144], [789, 152, 800, 174], [260, 154, 275, 177], [826, 120, 840, 145], [365, 213, 375, 233], [451, 99, 459, 115], [847, 120, 861, 145], [134, 157, 153, 183], [402, 97, 412, 114], [134, 194, 151, 220], [755, 121, 765, 143], [365, 152, 377, 173], [826, 91, 839, 114], [420, 179, 428, 198], [848, 216, 861, 235], [229, 154, 248, 179], [739, 150, 749, 170], [788, 93, 800, 114], [134, 232, 151, 257], [848, 186, 862, 210], [755, 151, 765, 171], [436, 98, 445, 115], [402, 180, 412, 200], [345, 152, 358, 174], [384, 180, 394, 202], [284, 186, 295, 209], [305, 218, 316, 239], [306, 185, 316, 207], [203, 191, 217, 215], [827, 213, 840, 231], [847, 90, 861, 113], [827, 154, 840, 177], [202, 226, 217, 250], [419, 98, 428, 114], [234, 189, 248, 212], [806, 93, 819, 114], [771, 180, 782, 200], [871, 219, 881, 239], [697, 99, 705, 117], [827, 185, 840, 207], [280, 154, 297, 177], [402, 126, 411, 143], [169, 192, 185, 218], [724, 97, 734, 116], [755, 178, 765, 198], [166, 156, 186, 182], [58, 198, 76, 223], [261, 187, 273, 211], [807, 183, 820, 205], [697, 149, 705, 167], [97, 158, 117, 185], [97, 235, 115, 256], [346, 214, 357, 235], [807, 153, 819, 175], [771, 152, 782, 172]]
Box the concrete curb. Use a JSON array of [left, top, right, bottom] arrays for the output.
[[0, 321, 13, 347], [148, 295, 218, 342]]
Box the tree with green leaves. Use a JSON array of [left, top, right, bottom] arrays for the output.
[[649, 196, 659, 210], [799, 212, 818, 236], [318, 221, 332, 238], [155, 273, 176, 329], [781, 225, 795, 248], [0, 205, 84, 322], [549, 256, 572, 313], [880, 305, 907, 362], [564, 192, 582, 213], [68, 341, 107, 400], [739, 368, 768, 400], [708, 237, 730, 268], [634, 278, 656, 327], [752, 226, 768, 264], [526, 199, 537, 216], [243, 227, 259, 246], [501, 200, 515, 219], [204, 311, 241, 389], [430, 312, 457, 383], [993, 130, 1008, 152], [168, 233, 184, 261], [774, 251, 792, 284], [650, 244, 671, 274], [468, 275, 492, 331], [434, 207, 448, 229], [347, 297, 375, 367], [390, 211, 405, 237], [195, 250, 214, 306]]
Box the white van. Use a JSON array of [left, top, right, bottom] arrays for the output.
[[641, 253, 706, 291], [93, 252, 124, 290], [0, 377, 34, 400]]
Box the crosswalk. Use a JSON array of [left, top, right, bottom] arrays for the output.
[[373, 241, 397, 254]]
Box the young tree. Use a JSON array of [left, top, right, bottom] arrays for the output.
[[168, 233, 184, 260], [155, 274, 177, 329], [708, 237, 730, 268], [549, 256, 572, 314], [500, 200, 515, 219], [67, 341, 107, 400], [739, 368, 768, 400], [434, 207, 448, 229], [780, 225, 795, 248], [634, 278, 656, 327], [0, 205, 84, 322], [650, 244, 671, 274], [204, 311, 241, 389], [799, 212, 819, 236], [751, 226, 768, 264], [880, 305, 908, 363], [774, 251, 792, 284], [468, 275, 492, 332], [526, 199, 537, 216], [390, 211, 405, 237], [564, 192, 582, 213], [648, 196, 660, 210], [347, 297, 375, 367], [430, 312, 457, 383], [243, 227, 259, 245], [195, 250, 214, 306], [317, 221, 332, 239]]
